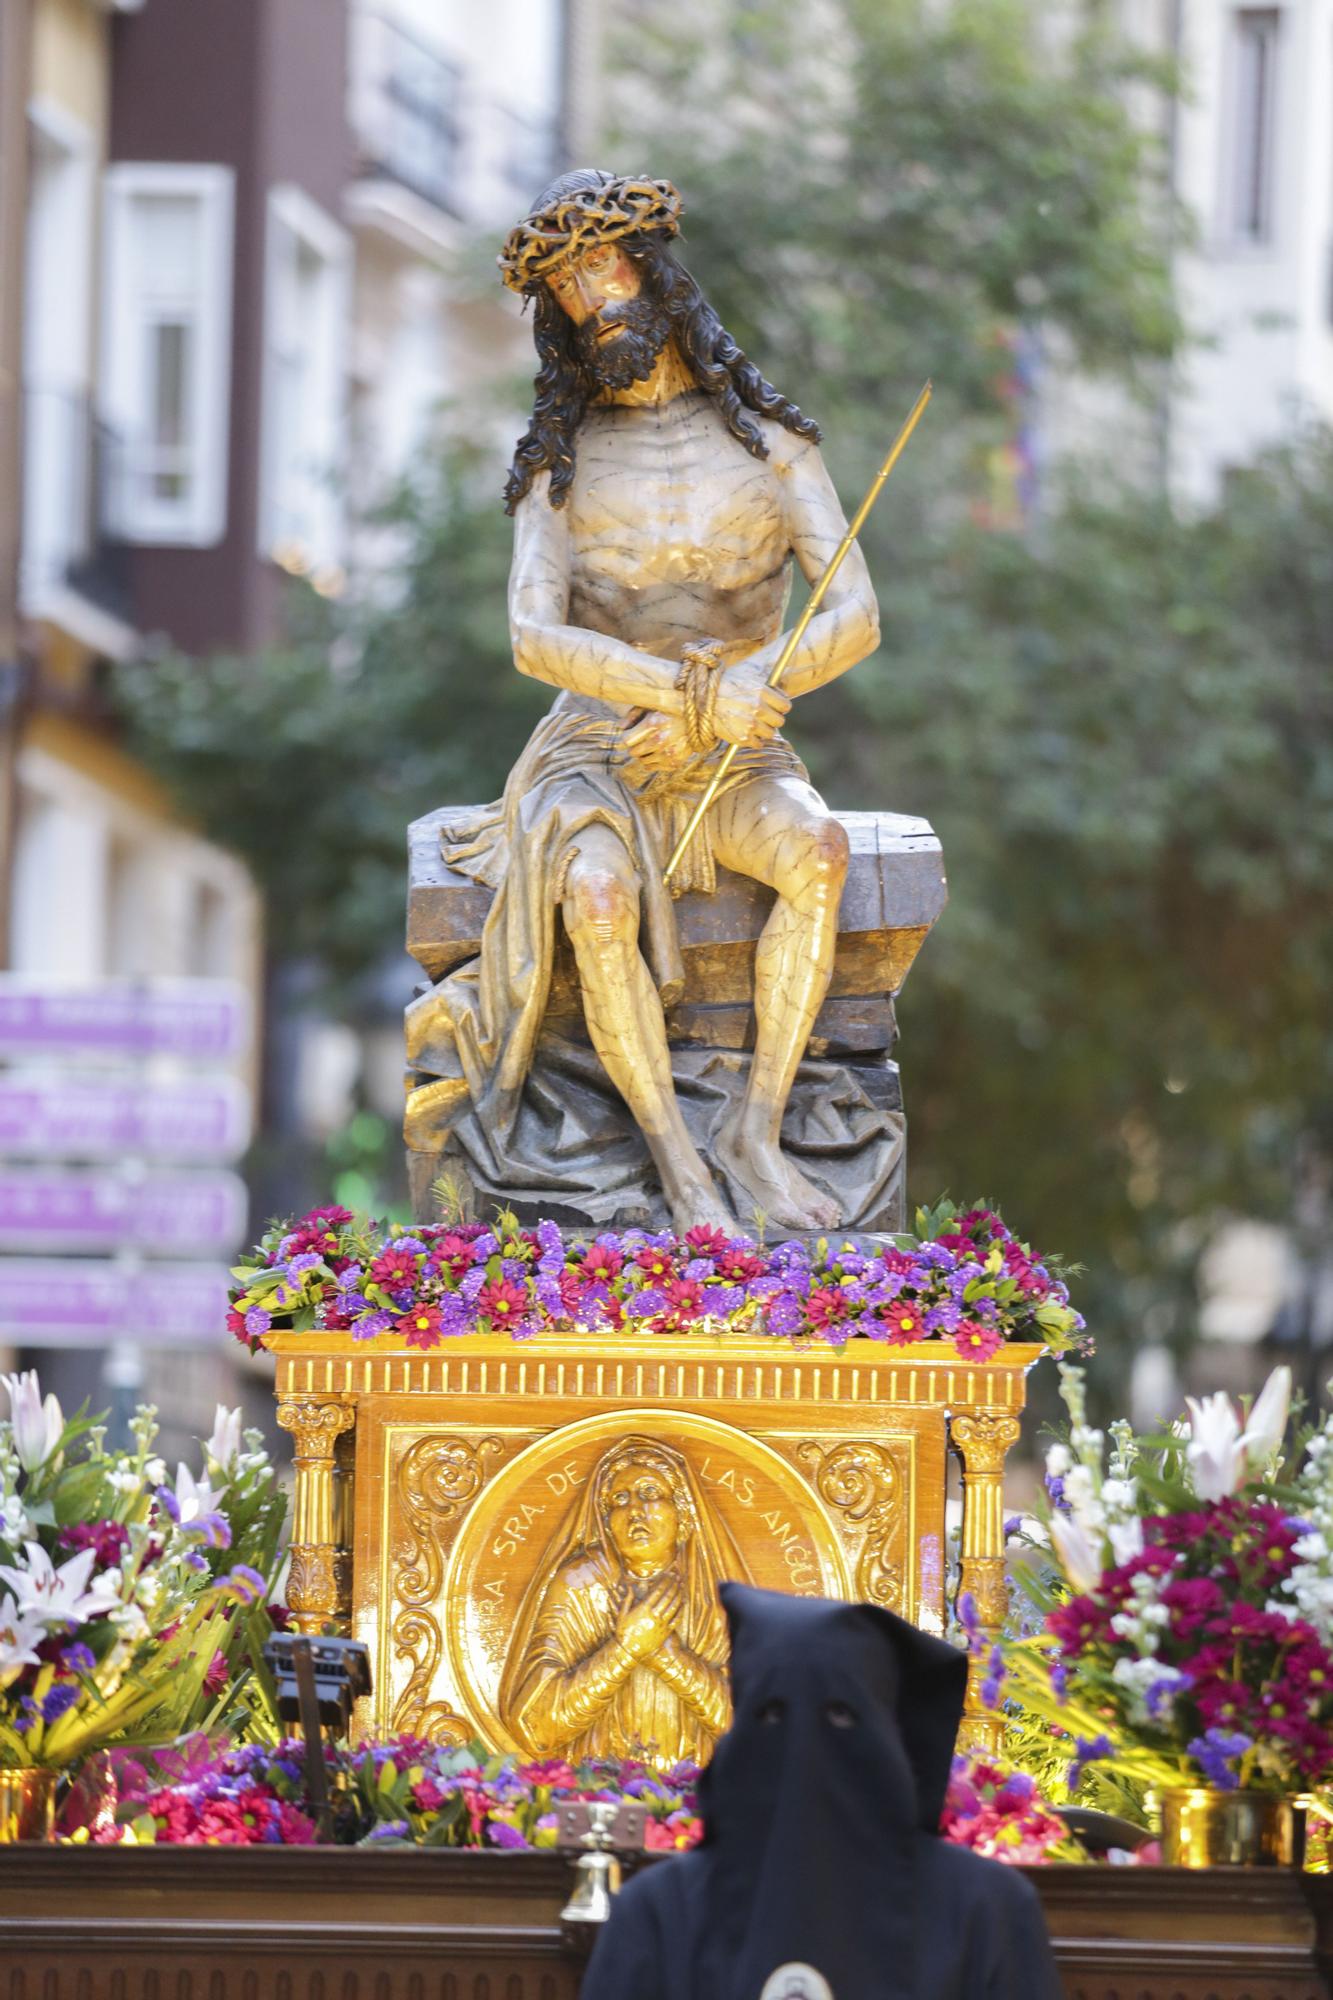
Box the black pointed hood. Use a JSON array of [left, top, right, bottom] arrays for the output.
[[685, 1584, 968, 1999]]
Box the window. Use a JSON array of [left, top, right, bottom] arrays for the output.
[[1227, 9, 1282, 245], [101, 163, 234, 544], [258, 185, 350, 587], [21, 101, 96, 604]]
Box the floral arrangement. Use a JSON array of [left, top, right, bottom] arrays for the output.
[[940, 1754, 1073, 1864], [98, 1737, 703, 1850], [1002, 1360, 1333, 1801], [0, 1374, 286, 1769], [228, 1200, 1083, 1358], [94, 1734, 1071, 1863]]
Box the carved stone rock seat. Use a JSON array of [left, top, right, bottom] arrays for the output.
[[405, 806, 946, 1232]]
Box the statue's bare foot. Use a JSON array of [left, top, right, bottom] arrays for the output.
[[665, 1172, 737, 1238], [716, 1113, 842, 1232]]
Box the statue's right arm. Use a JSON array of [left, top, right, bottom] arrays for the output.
[[507, 476, 689, 717], [511, 1573, 640, 1752]]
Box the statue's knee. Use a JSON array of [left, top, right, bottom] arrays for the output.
[[790, 815, 849, 898], [564, 867, 639, 952]]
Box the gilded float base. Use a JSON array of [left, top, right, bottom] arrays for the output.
[[0, 1768, 57, 1843], [1160, 1788, 1303, 1869]]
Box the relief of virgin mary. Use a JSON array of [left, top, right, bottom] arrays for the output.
[[499, 1435, 752, 1765]]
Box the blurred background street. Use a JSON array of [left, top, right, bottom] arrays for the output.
[[0, 0, 1329, 1456]]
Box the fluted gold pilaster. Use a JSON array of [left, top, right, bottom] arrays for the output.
[[277, 1398, 357, 1635], [950, 1409, 1021, 1755]]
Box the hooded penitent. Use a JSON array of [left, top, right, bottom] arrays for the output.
[[580, 1584, 1064, 2000]]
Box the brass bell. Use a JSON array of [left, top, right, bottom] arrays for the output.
[[561, 1800, 623, 1926]]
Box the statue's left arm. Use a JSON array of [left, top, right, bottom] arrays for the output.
[[749, 431, 881, 699]]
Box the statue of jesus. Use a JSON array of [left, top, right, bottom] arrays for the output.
[[405, 172, 880, 1233]]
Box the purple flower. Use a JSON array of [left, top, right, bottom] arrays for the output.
[[472, 1232, 499, 1261], [957, 1591, 981, 1642], [488, 1820, 532, 1850], [924, 1301, 962, 1335], [1045, 1473, 1066, 1508], [364, 1820, 411, 1842], [1066, 1734, 1113, 1789], [60, 1642, 96, 1676], [704, 1285, 744, 1316], [764, 1292, 805, 1338], [1003, 1514, 1024, 1539], [244, 1307, 271, 1337], [216, 1563, 267, 1605], [155, 1483, 182, 1524], [1049, 1661, 1069, 1701], [626, 1288, 668, 1318], [286, 1252, 323, 1280], [352, 1309, 394, 1340], [500, 1257, 529, 1285], [980, 1645, 1006, 1710], [534, 1274, 563, 1317], [1145, 1671, 1192, 1719], [460, 1267, 488, 1305], [183, 1510, 232, 1550], [1189, 1729, 1251, 1790], [41, 1683, 79, 1723]]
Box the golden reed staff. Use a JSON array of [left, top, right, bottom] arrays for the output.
[[663, 380, 934, 885]]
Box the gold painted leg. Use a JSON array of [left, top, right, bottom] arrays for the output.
[[950, 1410, 1021, 1758], [277, 1398, 357, 1635]]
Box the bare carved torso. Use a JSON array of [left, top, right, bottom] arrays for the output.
[[566, 392, 793, 687]]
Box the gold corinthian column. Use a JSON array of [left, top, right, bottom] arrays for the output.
[[950, 1410, 1021, 1755], [277, 1398, 357, 1634]]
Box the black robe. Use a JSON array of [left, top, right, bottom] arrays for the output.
[[580, 1584, 1063, 2000]]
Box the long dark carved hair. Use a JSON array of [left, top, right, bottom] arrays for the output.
[[503, 234, 821, 514]]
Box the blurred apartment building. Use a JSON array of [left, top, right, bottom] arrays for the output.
[[1045, 0, 1333, 504], [0, 0, 589, 1437], [1167, 0, 1333, 501]]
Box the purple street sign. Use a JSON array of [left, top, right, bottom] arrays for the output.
[[0, 977, 250, 1062], [0, 1168, 247, 1255], [0, 1072, 250, 1162], [0, 1258, 231, 1347]]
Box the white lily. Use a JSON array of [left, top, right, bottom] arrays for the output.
[[204, 1405, 244, 1474], [0, 1542, 122, 1628], [1, 1371, 64, 1474], [1184, 1390, 1246, 1501], [1242, 1365, 1292, 1469], [1185, 1367, 1293, 1501], [1049, 1509, 1105, 1592], [0, 1591, 46, 1690], [171, 1463, 222, 1525]]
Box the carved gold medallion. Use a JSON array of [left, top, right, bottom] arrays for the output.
[[439, 1411, 849, 1760]]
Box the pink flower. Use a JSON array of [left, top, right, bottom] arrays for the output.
[[580, 1243, 624, 1282], [402, 1305, 444, 1350], [954, 1320, 1003, 1361], [367, 1245, 419, 1290], [879, 1302, 925, 1345], [477, 1278, 529, 1326], [683, 1225, 729, 1258], [805, 1287, 851, 1333]]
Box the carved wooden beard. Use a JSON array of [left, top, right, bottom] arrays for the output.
[[575, 294, 672, 391]]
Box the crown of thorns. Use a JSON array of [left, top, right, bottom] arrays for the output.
[[498, 175, 683, 295]]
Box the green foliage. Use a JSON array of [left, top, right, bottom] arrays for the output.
[[117, 438, 540, 981]]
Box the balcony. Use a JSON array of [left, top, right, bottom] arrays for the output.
[[20, 386, 135, 656], [350, 8, 464, 219]]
